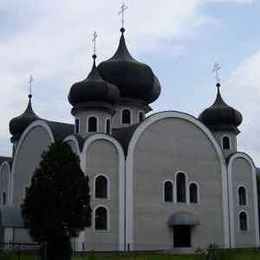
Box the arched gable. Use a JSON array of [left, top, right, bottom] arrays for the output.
[[64, 135, 81, 156], [228, 152, 259, 247], [126, 111, 229, 248], [11, 120, 55, 206], [81, 134, 125, 251]]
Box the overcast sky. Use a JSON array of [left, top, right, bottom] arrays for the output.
[[1, 0, 260, 164]]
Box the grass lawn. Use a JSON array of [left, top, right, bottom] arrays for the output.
[[1, 249, 260, 260]]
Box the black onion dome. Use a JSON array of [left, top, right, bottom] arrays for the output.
[[9, 95, 40, 139], [98, 28, 161, 104], [68, 56, 120, 106], [199, 83, 242, 133]]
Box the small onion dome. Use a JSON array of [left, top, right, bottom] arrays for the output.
[[9, 95, 40, 141], [199, 83, 242, 134], [68, 55, 120, 108], [98, 28, 161, 104]]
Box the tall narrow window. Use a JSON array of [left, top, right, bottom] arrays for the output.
[[238, 187, 247, 206], [95, 176, 108, 199], [239, 212, 248, 231], [106, 119, 111, 134], [164, 181, 173, 202], [95, 207, 108, 231], [139, 112, 144, 122], [122, 109, 131, 124], [2, 192, 6, 206], [88, 117, 97, 132], [189, 183, 198, 203], [223, 136, 230, 150], [176, 173, 186, 203], [75, 119, 80, 134]]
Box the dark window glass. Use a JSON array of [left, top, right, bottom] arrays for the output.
[[95, 176, 108, 199], [122, 109, 131, 124], [223, 136, 230, 150], [139, 112, 144, 122], [164, 181, 173, 202], [239, 212, 248, 231], [177, 173, 186, 203], [106, 119, 111, 134], [95, 207, 108, 231], [75, 119, 80, 134], [189, 183, 198, 203], [239, 187, 247, 206], [2, 192, 6, 205], [88, 117, 97, 132]]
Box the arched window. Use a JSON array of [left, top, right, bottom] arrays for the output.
[[75, 119, 80, 134], [95, 176, 108, 199], [189, 183, 198, 203], [106, 119, 111, 134], [238, 186, 247, 206], [95, 207, 108, 231], [139, 112, 144, 122], [2, 192, 6, 206], [222, 136, 230, 150], [164, 181, 173, 202], [239, 212, 248, 231], [88, 117, 97, 132], [176, 172, 186, 203], [122, 109, 131, 124]]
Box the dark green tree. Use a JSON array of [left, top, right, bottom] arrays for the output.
[[21, 141, 91, 260]]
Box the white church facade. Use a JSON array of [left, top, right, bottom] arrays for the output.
[[0, 26, 259, 251]]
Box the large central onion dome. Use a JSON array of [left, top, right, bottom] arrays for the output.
[[98, 28, 161, 104], [68, 55, 120, 111], [199, 83, 242, 134], [9, 94, 40, 142]]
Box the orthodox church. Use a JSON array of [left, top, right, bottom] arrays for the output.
[[0, 25, 259, 252]]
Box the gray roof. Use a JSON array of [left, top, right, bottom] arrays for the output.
[[112, 124, 139, 155], [168, 212, 200, 226], [47, 121, 74, 141], [0, 207, 24, 228]]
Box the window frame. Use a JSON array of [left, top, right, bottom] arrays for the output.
[[238, 185, 247, 206], [139, 111, 144, 122], [239, 210, 249, 232], [2, 192, 6, 206], [189, 182, 200, 204], [93, 205, 110, 232], [222, 136, 231, 150], [121, 108, 131, 125], [175, 171, 188, 203], [163, 180, 174, 203], [93, 174, 110, 200], [75, 118, 80, 134], [106, 118, 111, 135], [87, 115, 99, 133]]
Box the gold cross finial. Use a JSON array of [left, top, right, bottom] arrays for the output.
[[92, 31, 98, 56], [118, 2, 128, 29], [212, 62, 221, 84]]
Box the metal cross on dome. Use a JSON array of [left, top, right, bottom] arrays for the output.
[[118, 2, 128, 28], [212, 62, 221, 84], [28, 75, 33, 98], [92, 31, 98, 56]]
